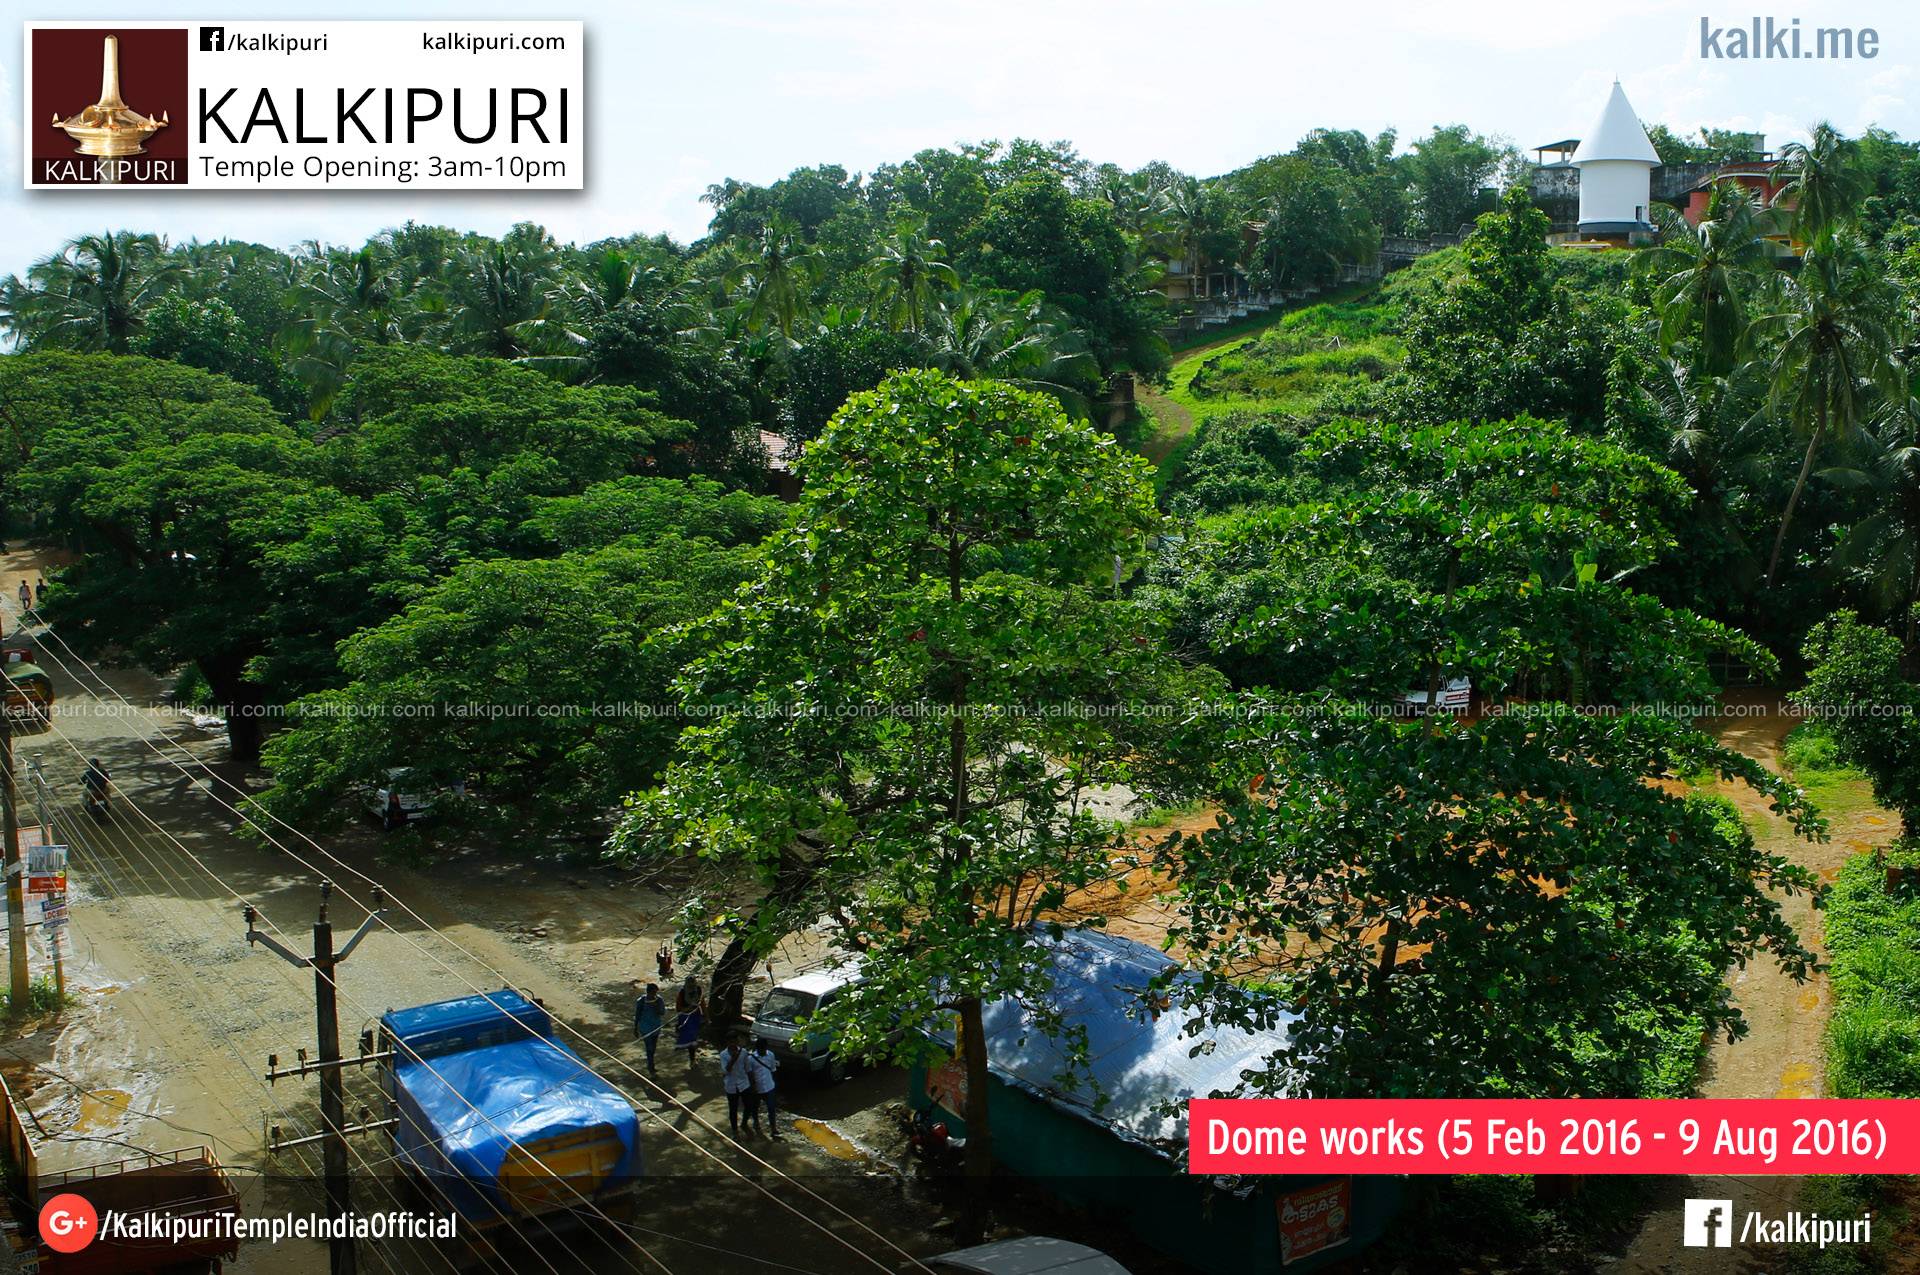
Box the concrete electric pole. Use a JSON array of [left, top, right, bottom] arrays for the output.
[[248, 881, 386, 1275]]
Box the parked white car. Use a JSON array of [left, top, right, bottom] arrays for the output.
[[365, 768, 455, 828]]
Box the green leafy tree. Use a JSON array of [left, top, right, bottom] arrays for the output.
[[612, 369, 1200, 1230], [261, 536, 758, 829], [781, 321, 931, 444], [2, 231, 178, 353], [1165, 419, 1824, 1098], [1403, 125, 1510, 237], [1799, 610, 1920, 828]]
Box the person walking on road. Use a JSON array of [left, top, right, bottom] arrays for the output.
[[655, 942, 674, 981], [719, 1035, 753, 1136], [674, 975, 705, 1070], [746, 1040, 781, 1140], [16, 580, 29, 621], [633, 983, 666, 1077]]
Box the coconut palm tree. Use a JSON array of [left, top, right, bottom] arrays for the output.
[[278, 242, 410, 417], [1759, 230, 1902, 587], [1164, 176, 1233, 286], [867, 217, 959, 334], [1638, 357, 1775, 584], [1639, 185, 1786, 376], [725, 215, 820, 343], [7, 231, 178, 352], [923, 286, 1099, 413], [1778, 122, 1867, 246], [1821, 397, 1920, 655], [431, 225, 573, 361]]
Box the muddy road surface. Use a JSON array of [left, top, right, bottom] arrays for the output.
[[0, 572, 954, 1274]]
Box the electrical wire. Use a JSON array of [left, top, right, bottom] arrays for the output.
[[25, 612, 938, 1273]]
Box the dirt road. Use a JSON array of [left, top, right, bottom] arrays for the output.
[[1606, 690, 1896, 1271], [0, 551, 958, 1275]]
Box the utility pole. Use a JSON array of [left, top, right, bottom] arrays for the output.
[[27, 759, 64, 999], [248, 882, 385, 1275], [2, 716, 24, 1010]]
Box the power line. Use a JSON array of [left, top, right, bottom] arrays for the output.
[[9, 681, 625, 1275], [26, 614, 936, 1274]]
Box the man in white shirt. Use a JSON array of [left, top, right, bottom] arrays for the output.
[[746, 1042, 781, 1141], [718, 1036, 754, 1137]]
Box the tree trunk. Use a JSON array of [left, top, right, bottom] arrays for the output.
[[706, 937, 755, 1040], [956, 993, 993, 1245], [1766, 412, 1826, 589], [197, 655, 264, 766]]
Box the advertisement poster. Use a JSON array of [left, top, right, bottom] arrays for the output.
[[1277, 1177, 1351, 1266]]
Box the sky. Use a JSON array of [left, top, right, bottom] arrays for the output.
[[3, 0, 1918, 277]]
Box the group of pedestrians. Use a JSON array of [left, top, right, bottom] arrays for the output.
[[718, 1035, 783, 1139], [633, 958, 785, 1142], [632, 975, 714, 1069], [15, 578, 44, 623]]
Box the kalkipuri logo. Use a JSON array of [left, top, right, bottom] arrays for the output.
[[1683, 1197, 1873, 1250], [1700, 16, 1882, 59], [30, 27, 188, 186]]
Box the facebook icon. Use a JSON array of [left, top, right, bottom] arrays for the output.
[[1683, 1198, 1735, 1248], [198, 26, 224, 51]]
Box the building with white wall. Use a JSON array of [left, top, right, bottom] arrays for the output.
[[1571, 81, 1661, 239]]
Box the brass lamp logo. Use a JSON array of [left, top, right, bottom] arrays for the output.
[[50, 36, 169, 163]]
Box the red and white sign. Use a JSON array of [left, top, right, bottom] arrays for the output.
[[26, 845, 66, 896], [1276, 1177, 1350, 1266]]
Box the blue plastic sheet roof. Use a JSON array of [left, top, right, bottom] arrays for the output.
[[931, 929, 1299, 1158], [383, 991, 640, 1216], [384, 988, 551, 1058]]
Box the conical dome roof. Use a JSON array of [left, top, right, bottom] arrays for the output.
[[1572, 82, 1659, 166]]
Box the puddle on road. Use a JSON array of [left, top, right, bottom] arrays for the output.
[[1776, 1062, 1815, 1099], [70, 1088, 131, 1132], [790, 1117, 866, 1163]]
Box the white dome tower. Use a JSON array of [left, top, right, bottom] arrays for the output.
[[1571, 81, 1660, 238]]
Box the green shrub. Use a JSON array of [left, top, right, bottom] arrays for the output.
[[1827, 999, 1920, 1098], [1783, 1176, 1905, 1274], [2, 976, 69, 1020], [1825, 843, 1920, 1098], [1784, 722, 1851, 776]]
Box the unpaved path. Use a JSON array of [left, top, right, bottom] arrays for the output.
[[1606, 689, 1897, 1271]]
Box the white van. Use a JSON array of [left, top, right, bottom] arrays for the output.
[[749, 964, 863, 1081]]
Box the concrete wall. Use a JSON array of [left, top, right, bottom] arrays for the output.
[[1578, 161, 1652, 226]]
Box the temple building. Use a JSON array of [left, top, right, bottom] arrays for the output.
[[1570, 81, 1661, 240]]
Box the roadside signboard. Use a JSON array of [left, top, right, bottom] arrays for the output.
[[26, 844, 66, 895], [1277, 1177, 1351, 1266]]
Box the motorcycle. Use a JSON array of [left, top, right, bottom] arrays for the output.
[[84, 785, 108, 822], [903, 1105, 966, 1174]]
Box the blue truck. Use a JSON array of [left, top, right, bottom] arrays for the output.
[[379, 989, 643, 1234]]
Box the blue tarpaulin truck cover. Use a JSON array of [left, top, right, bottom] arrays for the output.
[[382, 989, 642, 1222]]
